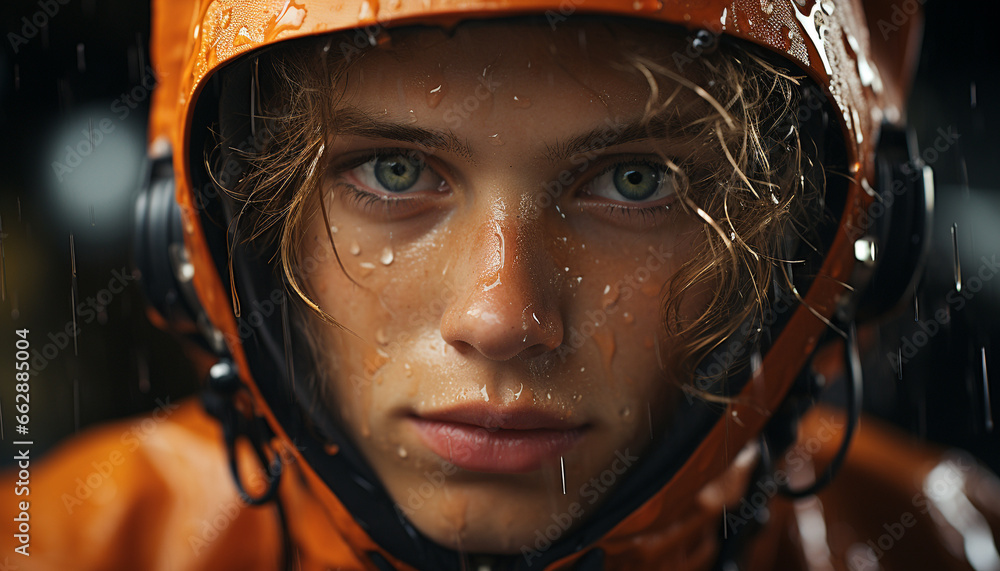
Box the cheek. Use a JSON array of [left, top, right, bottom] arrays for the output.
[[563, 220, 703, 412], [299, 219, 454, 420], [303, 209, 449, 327]]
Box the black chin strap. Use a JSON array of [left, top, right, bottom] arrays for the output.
[[777, 322, 862, 499], [712, 321, 864, 571], [201, 359, 298, 570], [202, 360, 284, 506]]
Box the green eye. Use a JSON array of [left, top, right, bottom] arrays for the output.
[[613, 163, 663, 201], [374, 154, 424, 192]]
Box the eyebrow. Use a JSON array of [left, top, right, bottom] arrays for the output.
[[333, 107, 474, 159], [331, 108, 690, 164], [543, 116, 690, 163]]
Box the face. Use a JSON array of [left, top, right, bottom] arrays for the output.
[[298, 20, 714, 553]]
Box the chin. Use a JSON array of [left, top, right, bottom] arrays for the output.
[[399, 482, 586, 555]]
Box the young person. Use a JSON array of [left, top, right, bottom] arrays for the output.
[[6, 0, 1000, 569]]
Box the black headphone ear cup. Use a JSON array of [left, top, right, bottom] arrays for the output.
[[133, 154, 184, 322], [854, 124, 934, 322], [132, 154, 226, 353]]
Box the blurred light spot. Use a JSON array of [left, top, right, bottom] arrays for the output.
[[924, 459, 1000, 571], [44, 105, 145, 240]]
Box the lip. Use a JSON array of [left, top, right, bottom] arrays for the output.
[[408, 405, 587, 473]]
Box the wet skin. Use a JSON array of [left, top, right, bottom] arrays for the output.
[[300, 21, 714, 553]]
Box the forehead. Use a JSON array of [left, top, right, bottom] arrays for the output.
[[338, 20, 703, 141]]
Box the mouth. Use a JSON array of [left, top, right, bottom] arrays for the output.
[[408, 404, 588, 473]]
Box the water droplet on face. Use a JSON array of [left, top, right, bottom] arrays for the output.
[[397, 445, 408, 458], [330, 225, 338, 234], [404, 362, 412, 377], [546, 392, 552, 400], [602, 285, 620, 310], [488, 133, 504, 146], [481, 385, 489, 402], [375, 328, 389, 345], [620, 406, 632, 419], [380, 245, 394, 265], [426, 84, 445, 108], [359, 262, 376, 276], [350, 240, 361, 255], [573, 394, 582, 403], [512, 94, 532, 109], [623, 312, 634, 324]]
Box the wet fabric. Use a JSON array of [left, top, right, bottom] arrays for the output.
[[4, 398, 997, 570]]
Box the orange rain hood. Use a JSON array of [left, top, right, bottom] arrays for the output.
[[145, 0, 923, 568]]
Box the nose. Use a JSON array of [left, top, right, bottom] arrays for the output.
[[440, 213, 564, 361]]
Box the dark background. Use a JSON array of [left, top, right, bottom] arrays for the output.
[[0, 0, 997, 475]]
